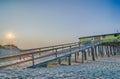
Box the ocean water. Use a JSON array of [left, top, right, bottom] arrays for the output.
[[0, 57, 120, 79]]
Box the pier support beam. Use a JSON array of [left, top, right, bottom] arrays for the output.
[[102, 46, 106, 56], [81, 51, 84, 63], [117, 46, 119, 54], [88, 48, 91, 56], [113, 46, 116, 55], [98, 45, 103, 57], [68, 55, 71, 65], [110, 46, 113, 56], [101, 45, 104, 57], [105, 46, 110, 57], [105, 46, 107, 56], [107, 46, 110, 57], [91, 47, 95, 61], [94, 46, 98, 58], [98, 45, 100, 56], [84, 50, 87, 60], [75, 53, 77, 62], [115, 47, 117, 55], [58, 59, 61, 64], [77, 52, 79, 57]]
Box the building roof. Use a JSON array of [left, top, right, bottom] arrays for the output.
[[79, 32, 120, 39]]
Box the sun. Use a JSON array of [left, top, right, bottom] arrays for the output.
[[6, 32, 15, 40]]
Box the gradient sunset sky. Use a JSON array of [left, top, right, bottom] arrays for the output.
[[0, 0, 120, 48]]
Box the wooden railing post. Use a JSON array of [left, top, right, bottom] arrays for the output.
[[62, 46, 64, 53], [69, 45, 72, 53], [77, 42, 80, 57], [19, 56, 21, 60], [39, 49, 41, 56], [75, 53, 77, 62], [52, 46, 54, 53], [78, 42, 80, 51], [32, 54, 35, 66], [68, 55, 71, 65], [55, 49, 57, 58]]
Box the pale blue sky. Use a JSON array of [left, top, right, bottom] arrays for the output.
[[0, 0, 120, 48]]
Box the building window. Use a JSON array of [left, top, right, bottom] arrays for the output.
[[102, 35, 106, 38], [114, 33, 118, 37]]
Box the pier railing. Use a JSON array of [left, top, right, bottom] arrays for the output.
[[0, 41, 118, 68], [0, 42, 81, 68]]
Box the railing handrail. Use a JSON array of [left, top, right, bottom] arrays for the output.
[[0, 41, 101, 68], [0, 42, 79, 60], [21, 42, 79, 52]]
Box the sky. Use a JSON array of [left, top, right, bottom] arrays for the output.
[[0, 0, 120, 48]]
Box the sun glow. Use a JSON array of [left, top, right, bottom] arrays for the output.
[[6, 32, 15, 40]]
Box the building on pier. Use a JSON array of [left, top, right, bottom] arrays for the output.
[[79, 33, 120, 44]]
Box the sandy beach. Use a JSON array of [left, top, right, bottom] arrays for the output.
[[0, 55, 120, 79]]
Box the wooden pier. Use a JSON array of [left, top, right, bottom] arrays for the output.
[[0, 33, 120, 68]]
